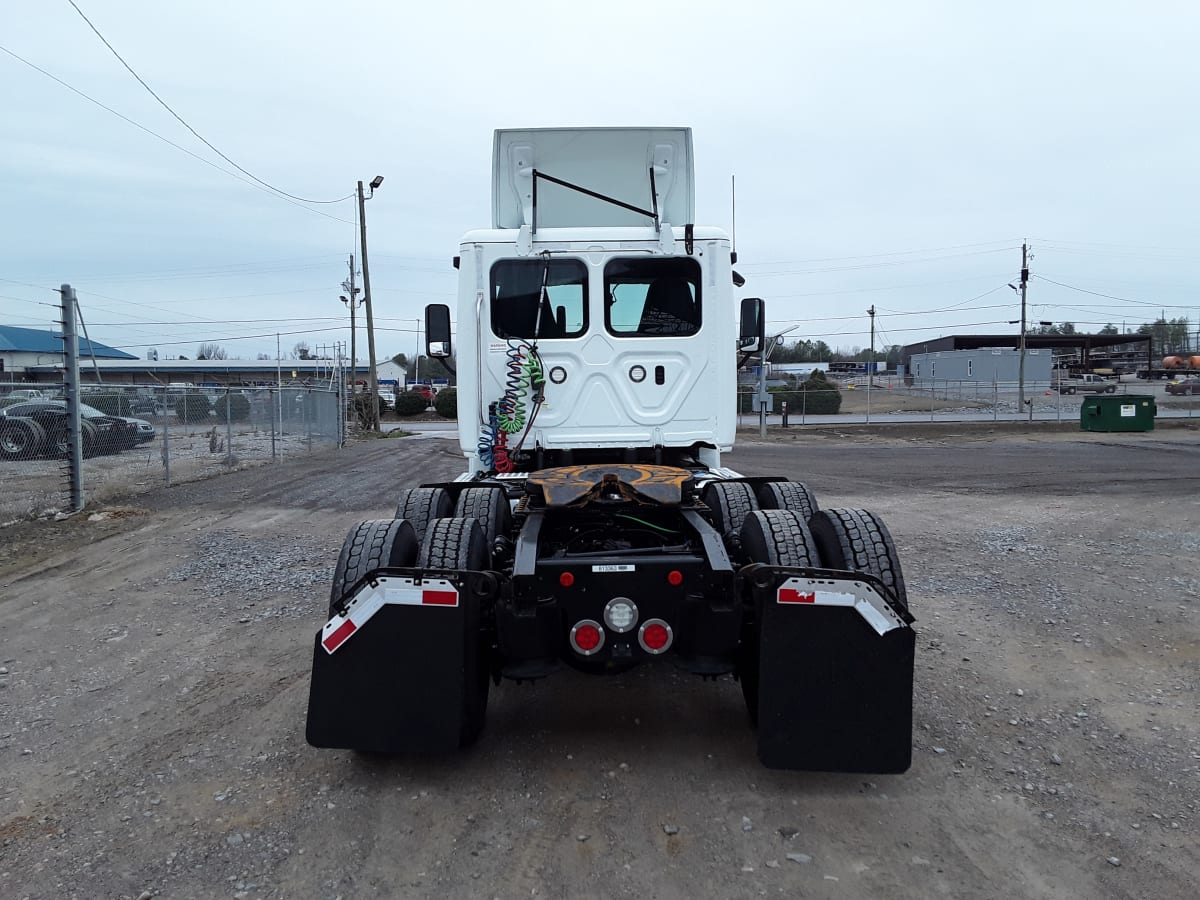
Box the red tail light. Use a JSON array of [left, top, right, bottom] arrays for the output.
[[559, 571, 575, 587], [638, 619, 673, 654], [667, 570, 683, 586], [570, 620, 605, 656]]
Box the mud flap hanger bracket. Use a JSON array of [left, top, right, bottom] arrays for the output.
[[741, 564, 914, 634]]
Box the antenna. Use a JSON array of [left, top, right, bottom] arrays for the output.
[[731, 174, 737, 254]]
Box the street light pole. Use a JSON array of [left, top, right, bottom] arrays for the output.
[[357, 176, 384, 431]]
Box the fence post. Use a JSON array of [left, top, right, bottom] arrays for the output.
[[224, 386, 234, 465], [161, 385, 171, 483], [270, 388, 277, 460], [60, 284, 84, 512]]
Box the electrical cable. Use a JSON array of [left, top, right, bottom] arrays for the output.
[[0, 42, 353, 225], [742, 239, 1021, 267], [1034, 275, 1198, 310], [66, 0, 353, 207]]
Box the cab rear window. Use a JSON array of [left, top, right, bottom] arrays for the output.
[[604, 258, 701, 337], [490, 259, 587, 339]]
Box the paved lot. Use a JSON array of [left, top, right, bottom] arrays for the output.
[[1, 425, 1197, 899]]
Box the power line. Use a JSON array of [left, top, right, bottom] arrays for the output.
[[66, 0, 353, 207], [740, 239, 1020, 267], [111, 325, 347, 350], [744, 247, 1018, 277], [1033, 275, 1194, 309], [0, 42, 353, 226]]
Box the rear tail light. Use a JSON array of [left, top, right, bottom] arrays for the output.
[[667, 570, 684, 586], [638, 619, 673, 654], [570, 620, 605, 656]]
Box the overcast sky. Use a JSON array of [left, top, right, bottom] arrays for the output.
[[3, 0, 1199, 362]]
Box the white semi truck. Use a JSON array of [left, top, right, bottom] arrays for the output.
[[306, 128, 915, 772]]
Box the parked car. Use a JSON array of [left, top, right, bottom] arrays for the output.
[[1165, 377, 1200, 396], [2, 389, 47, 402], [0, 400, 150, 460]]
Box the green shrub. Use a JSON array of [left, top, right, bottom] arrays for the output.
[[213, 392, 251, 422], [434, 388, 457, 419], [84, 392, 133, 416], [393, 391, 430, 417], [173, 393, 213, 423]]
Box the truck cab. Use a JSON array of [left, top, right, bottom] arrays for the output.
[[427, 128, 736, 472]]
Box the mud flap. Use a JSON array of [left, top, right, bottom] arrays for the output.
[[305, 602, 471, 753], [754, 576, 915, 773]]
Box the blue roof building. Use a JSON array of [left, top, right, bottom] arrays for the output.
[[0, 324, 136, 358], [1, 324, 136, 379]]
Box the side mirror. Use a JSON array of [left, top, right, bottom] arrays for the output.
[[739, 297, 764, 353], [425, 304, 452, 358]]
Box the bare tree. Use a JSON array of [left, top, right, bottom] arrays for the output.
[[256, 352, 271, 360], [197, 343, 228, 360], [293, 341, 311, 360]]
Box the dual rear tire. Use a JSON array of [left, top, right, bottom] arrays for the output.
[[736, 485, 907, 724], [329, 514, 491, 748]]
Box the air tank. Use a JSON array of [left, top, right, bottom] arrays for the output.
[[1191, 356, 1200, 369], [1162, 356, 1186, 369]]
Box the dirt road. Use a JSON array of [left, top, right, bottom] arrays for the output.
[[1, 428, 1197, 899]]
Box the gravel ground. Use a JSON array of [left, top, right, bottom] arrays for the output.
[[0, 426, 1197, 899]]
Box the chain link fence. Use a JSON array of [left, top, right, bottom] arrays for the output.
[[0, 383, 345, 522], [737, 376, 1198, 426]]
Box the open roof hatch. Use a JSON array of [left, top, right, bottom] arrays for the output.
[[492, 128, 695, 232]]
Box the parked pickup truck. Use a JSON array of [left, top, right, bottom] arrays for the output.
[[1054, 374, 1118, 395]]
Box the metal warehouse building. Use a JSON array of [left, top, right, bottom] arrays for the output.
[[907, 347, 1051, 384], [902, 333, 1152, 385]]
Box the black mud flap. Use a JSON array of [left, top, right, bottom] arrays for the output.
[[305, 602, 470, 754], [754, 575, 915, 773]]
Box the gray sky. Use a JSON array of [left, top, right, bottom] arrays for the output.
[[3, 0, 1198, 362]]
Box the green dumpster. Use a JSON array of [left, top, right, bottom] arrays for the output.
[[1080, 394, 1156, 432]]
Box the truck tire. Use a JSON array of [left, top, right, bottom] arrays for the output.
[[702, 481, 760, 542], [756, 481, 819, 522], [738, 509, 820, 724], [809, 508, 908, 611], [1106, 385, 1117, 393], [740, 509, 819, 568], [49, 420, 100, 458], [454, 486, 511, 560], [0, 418, 44, 460], [418, 516, 490, 746], [328, 519, 419, 617], [1066, 386, 1077, 395], [394, 487, 453, 541]]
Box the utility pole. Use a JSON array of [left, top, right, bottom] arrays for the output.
[[1018, 241, 1030, 421], [357, 178, 383, 432], [866, 305, 875, 424], [341, 255, 360, 401]]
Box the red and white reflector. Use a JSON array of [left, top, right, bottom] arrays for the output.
[[638, 618, 673, 655], [570, 619, 605, 656], [321, 576, 459, 654], [774, 576, 906, 636]]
